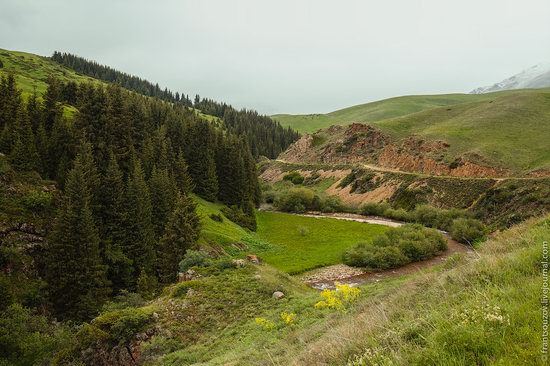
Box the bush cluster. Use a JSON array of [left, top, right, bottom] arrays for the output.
[[282, 171, 305, 185], [359, 203, 487, 244], [343, 224, 447, 270], [221, 205, 257, 231], [273, 187, 345, 213]]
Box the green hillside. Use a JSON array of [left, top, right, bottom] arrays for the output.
[[0, 49, 101, 95], [273, 93, 495, 133], [375, 89, 550, 172]]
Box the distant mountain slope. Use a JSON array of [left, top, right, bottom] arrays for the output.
[[277, 88, 550, 174], [471, 63, 550, 94], [273, 93, 498, 133]]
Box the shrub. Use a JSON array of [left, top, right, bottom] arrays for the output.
[[314, 283, 361, 311], [221, 205, 257, 231], [179, 250, 209, 272], [263, 190, 276, 204], [283, 171, 305, 185], [90, 307, 154, 345], [209, 213, 223, 222], [360, 202, 390, 216], [21, 190, 52, 211], [343, 224, 447, 269], [320, 196, 345, 213], [450, 218, 487, 245], [273, 187, 316, 213], [383, 208, 414, 222], [343, 244, 409, 269], [412, 205, 441, 228]]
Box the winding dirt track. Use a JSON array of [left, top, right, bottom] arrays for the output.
[[291, 212, 474, 289]]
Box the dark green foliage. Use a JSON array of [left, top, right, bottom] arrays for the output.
[[156, 194, 201, 283], [209, 213, 224, 222], [123, 160, 155, 279], [100, 153, 133, 291], [187, 120, 218, 201], [273, 187, 316, 213], [173, 151, 194, 194], [343, 224, 447, 269], [450, 218, 487, 245], [9, 105, 38, 171], [0, 304, 71, 366], [51, 51, 299, 159], [80, 307, 154, 345], [149, 167, 177, 239], [221, 204, 257, 231], [46, 147, 110, 320], [178, 250, 209, 272], [283, 171, 305, 185], [360, 202, 391, 216]]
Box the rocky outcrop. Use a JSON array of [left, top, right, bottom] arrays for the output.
[[277, 123, 508, 178]]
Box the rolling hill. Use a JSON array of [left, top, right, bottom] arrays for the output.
[[272, 93, 498, 133], [274, 88, 550, 173]]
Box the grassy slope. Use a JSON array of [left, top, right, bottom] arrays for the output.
[[276, 89, 550, 172], [273, 93, 494, 133], [255, 211, 388, 274], [205, 215, 547, 365], [375, 89, 550, 171], [0, 49, 101, 95], [194, 195, 249, 245]]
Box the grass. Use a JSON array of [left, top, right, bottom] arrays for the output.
[[274, 89, 550, 172], [254, 211, 388, 274], [374, 90, 550, 172], [193, 195, 248, 245], [0, 49, 102, 96], [273, 93, 497, 133]]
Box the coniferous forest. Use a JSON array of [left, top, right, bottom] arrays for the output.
[[0, 72, 262, 320], [51, 51, 299, 158]]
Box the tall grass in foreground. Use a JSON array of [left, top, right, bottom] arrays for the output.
[[290, 215, 548, 365]]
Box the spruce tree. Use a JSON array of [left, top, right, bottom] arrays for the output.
[[156, 194, 201, 283], [100, 152, 133, 291], [9, 106, 38, 171], [46, 150, 110, 320], [149, 167, 177, 239], [173, 150, 194, 194], [123, 159, 156, 284]]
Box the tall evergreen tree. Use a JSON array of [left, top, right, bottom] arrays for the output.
[[156, 194, 201, 283], [123, 159, 156, 283], [9, 106, 38, 171], [187, 120, 218, 201], [99, 152, 133, 291], [173, 150, 194, 194], [149, 167, 177, 239], [46, 149, 110, 320], [42, 76, 61, 132]]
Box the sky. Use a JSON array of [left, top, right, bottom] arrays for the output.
[[2, 0, 550, 115]]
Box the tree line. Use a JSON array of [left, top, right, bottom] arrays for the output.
[[51, 51, 300, 158], [0, 73, 260, 320]]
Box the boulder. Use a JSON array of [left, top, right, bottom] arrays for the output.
[[272, 291, 285, 300], [246, 254, 261, 264], [232, 259, 246, 268]]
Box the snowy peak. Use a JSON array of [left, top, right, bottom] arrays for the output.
[[471, 63, 550, 94]]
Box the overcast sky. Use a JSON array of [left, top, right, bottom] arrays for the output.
[[2, 0, 550, 114]]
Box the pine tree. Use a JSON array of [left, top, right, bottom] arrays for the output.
[[100, 152, 133, 291], [9, 105, 38, 171], [173, 150, 194, 194], [156, 194, 201, 283], [187, 120, 218, 201], [123, 159, 156, 284], [42, 76, 61, 132], [149, 166, 177, 239], [46, 150, 110, 320]]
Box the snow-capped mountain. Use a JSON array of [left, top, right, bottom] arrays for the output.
[[471, 63, 550, 94]]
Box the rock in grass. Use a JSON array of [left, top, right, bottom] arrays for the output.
[[272, 291, 285, 300]]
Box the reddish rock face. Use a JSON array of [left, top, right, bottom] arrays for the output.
[[277, 122, 509, 178]]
